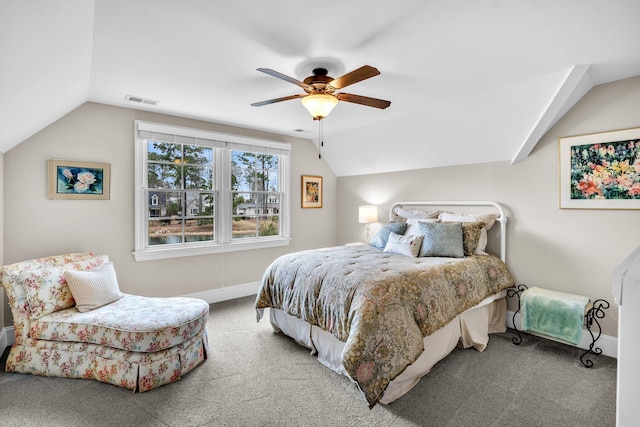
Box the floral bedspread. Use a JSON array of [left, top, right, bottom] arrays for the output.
[[255, 244, 515, 407]]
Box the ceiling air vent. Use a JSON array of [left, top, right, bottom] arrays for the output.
[[125, 95, 159, 106]]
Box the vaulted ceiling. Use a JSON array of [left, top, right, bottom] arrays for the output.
[[2, 0, 640, 176]]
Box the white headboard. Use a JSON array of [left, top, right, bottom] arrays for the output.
[[389, 201, 508, 263]]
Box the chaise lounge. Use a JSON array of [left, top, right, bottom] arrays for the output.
[[0, 252, 209, 391]]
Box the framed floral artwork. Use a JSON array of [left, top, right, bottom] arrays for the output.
[[48, 159, 111, 200], [301, 175, 322, 208], [559, 127, 640, 209]]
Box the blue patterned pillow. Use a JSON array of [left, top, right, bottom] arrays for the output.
[[369, 222, 408, 250], [418, 222, 464, 257]]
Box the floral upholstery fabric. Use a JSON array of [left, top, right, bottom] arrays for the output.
[[31, 294, 209, 352], [0, 253, 210, 392], [20, 255, 110, 319], [1, 253, 100, 345], [6, 331, 208, 392], [256, 244, 515, 407]]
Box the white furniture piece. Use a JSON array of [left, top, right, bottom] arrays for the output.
[[611, 245, 640, 427]]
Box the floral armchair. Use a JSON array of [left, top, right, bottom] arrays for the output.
[[1, 252, 209, 391]]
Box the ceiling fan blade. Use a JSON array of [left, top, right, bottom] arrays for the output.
[[257, 68, 311, 90], [336, 93, 391, 109], [329, 65, 381, 90], [251, 93, 306, 107]]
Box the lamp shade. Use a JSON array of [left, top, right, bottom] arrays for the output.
[[301, 94, 338, 119], [358, 205, 378, 224]]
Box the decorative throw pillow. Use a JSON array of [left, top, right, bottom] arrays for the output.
[[65, 262, 123, 312], [458, 221, 486, 256], [20, 255, 110, 319], [369, 222, 408, 250], [439, 212, 500, 254], [418, 222, 464, 258], [383, 232, 424, 257], [404, 217, 440, 236], [20, 266, 75, 319]]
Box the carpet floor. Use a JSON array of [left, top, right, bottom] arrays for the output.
[[0, 295, 616, 427]]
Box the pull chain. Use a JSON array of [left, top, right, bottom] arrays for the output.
[[318, 118, 324, 159]]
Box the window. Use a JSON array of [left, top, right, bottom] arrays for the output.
[[134, 121, 291, 261]]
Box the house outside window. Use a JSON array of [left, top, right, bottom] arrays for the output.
[[134, 121, 291, 261]]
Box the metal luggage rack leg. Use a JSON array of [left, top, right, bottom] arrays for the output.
[[507, 284, 610, 368]]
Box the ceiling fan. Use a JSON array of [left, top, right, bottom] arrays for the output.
[[251, 65, 391, 120]]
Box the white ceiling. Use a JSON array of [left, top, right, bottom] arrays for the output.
[[2, 0, 640, 176]]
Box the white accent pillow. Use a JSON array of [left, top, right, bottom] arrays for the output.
[[65, 262, 123, 312], [404, 218, 439, 236], [383, 232, 424, 257], [438, 212, 500, 254]]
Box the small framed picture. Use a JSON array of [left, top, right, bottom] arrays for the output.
[[301, 175, 322, 208], [559, 128, 640, 209], [48, 159, 111, 200]]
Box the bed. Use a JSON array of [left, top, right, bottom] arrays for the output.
[[255, 201, 515, 407]]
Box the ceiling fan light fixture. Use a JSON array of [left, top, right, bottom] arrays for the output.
[[301, 94, 338, 120]]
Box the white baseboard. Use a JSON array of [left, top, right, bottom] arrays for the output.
[[506, 310, 617, 359], [0, 326, 15, 358], [182, 281, 260, 304]]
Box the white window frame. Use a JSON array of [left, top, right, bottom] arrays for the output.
[[133, 121, 291, 262]]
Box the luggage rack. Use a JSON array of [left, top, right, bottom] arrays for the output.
[[507, 284, 610, 368]]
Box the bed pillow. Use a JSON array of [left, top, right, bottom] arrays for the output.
[[369, 222, 408, 250], [418, 222, 464, 258], [395, 207, 440, 220], [439, 212, 500, 254], [65, 262, 123, 312], [404, 218, 439, 236], [383, 232, 424, 257]]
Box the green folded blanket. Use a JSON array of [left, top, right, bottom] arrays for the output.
[[521, 286, 590, 345]]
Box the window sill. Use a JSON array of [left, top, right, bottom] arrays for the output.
[[132, 237, 292, 262]]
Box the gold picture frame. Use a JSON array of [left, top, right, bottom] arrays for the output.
[[48, 159, 111, 200], [559, 128, 640, 209], [301, 175, 322, 208]]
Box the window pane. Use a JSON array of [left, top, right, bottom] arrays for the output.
[[148, 191, 182, 217], [185, 219, 214, 243], [148, 164, 182, 189], [260, 169, 279, 191], [185, 191, 214, 217], [149, 191, 182, 217], [232, 151, 255, 165], [232, 217, 257, 239], [184, 165, 213, 189], [233, 192, 253, 217], [148, 141, 182, 163], [148, 218, 183, 246], [232, 168, 255, 191], [256, 154, 278, 170], [184, 145, 213, 166], [258, 216, 279, 236]]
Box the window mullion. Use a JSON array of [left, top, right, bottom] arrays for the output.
[[217, 148, 231, 243]]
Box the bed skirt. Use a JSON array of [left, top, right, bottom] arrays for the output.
[[268, 290, 507, 404]]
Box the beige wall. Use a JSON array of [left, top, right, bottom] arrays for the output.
[[337, 75, 640, 338], [2, 102, 337, 323]]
